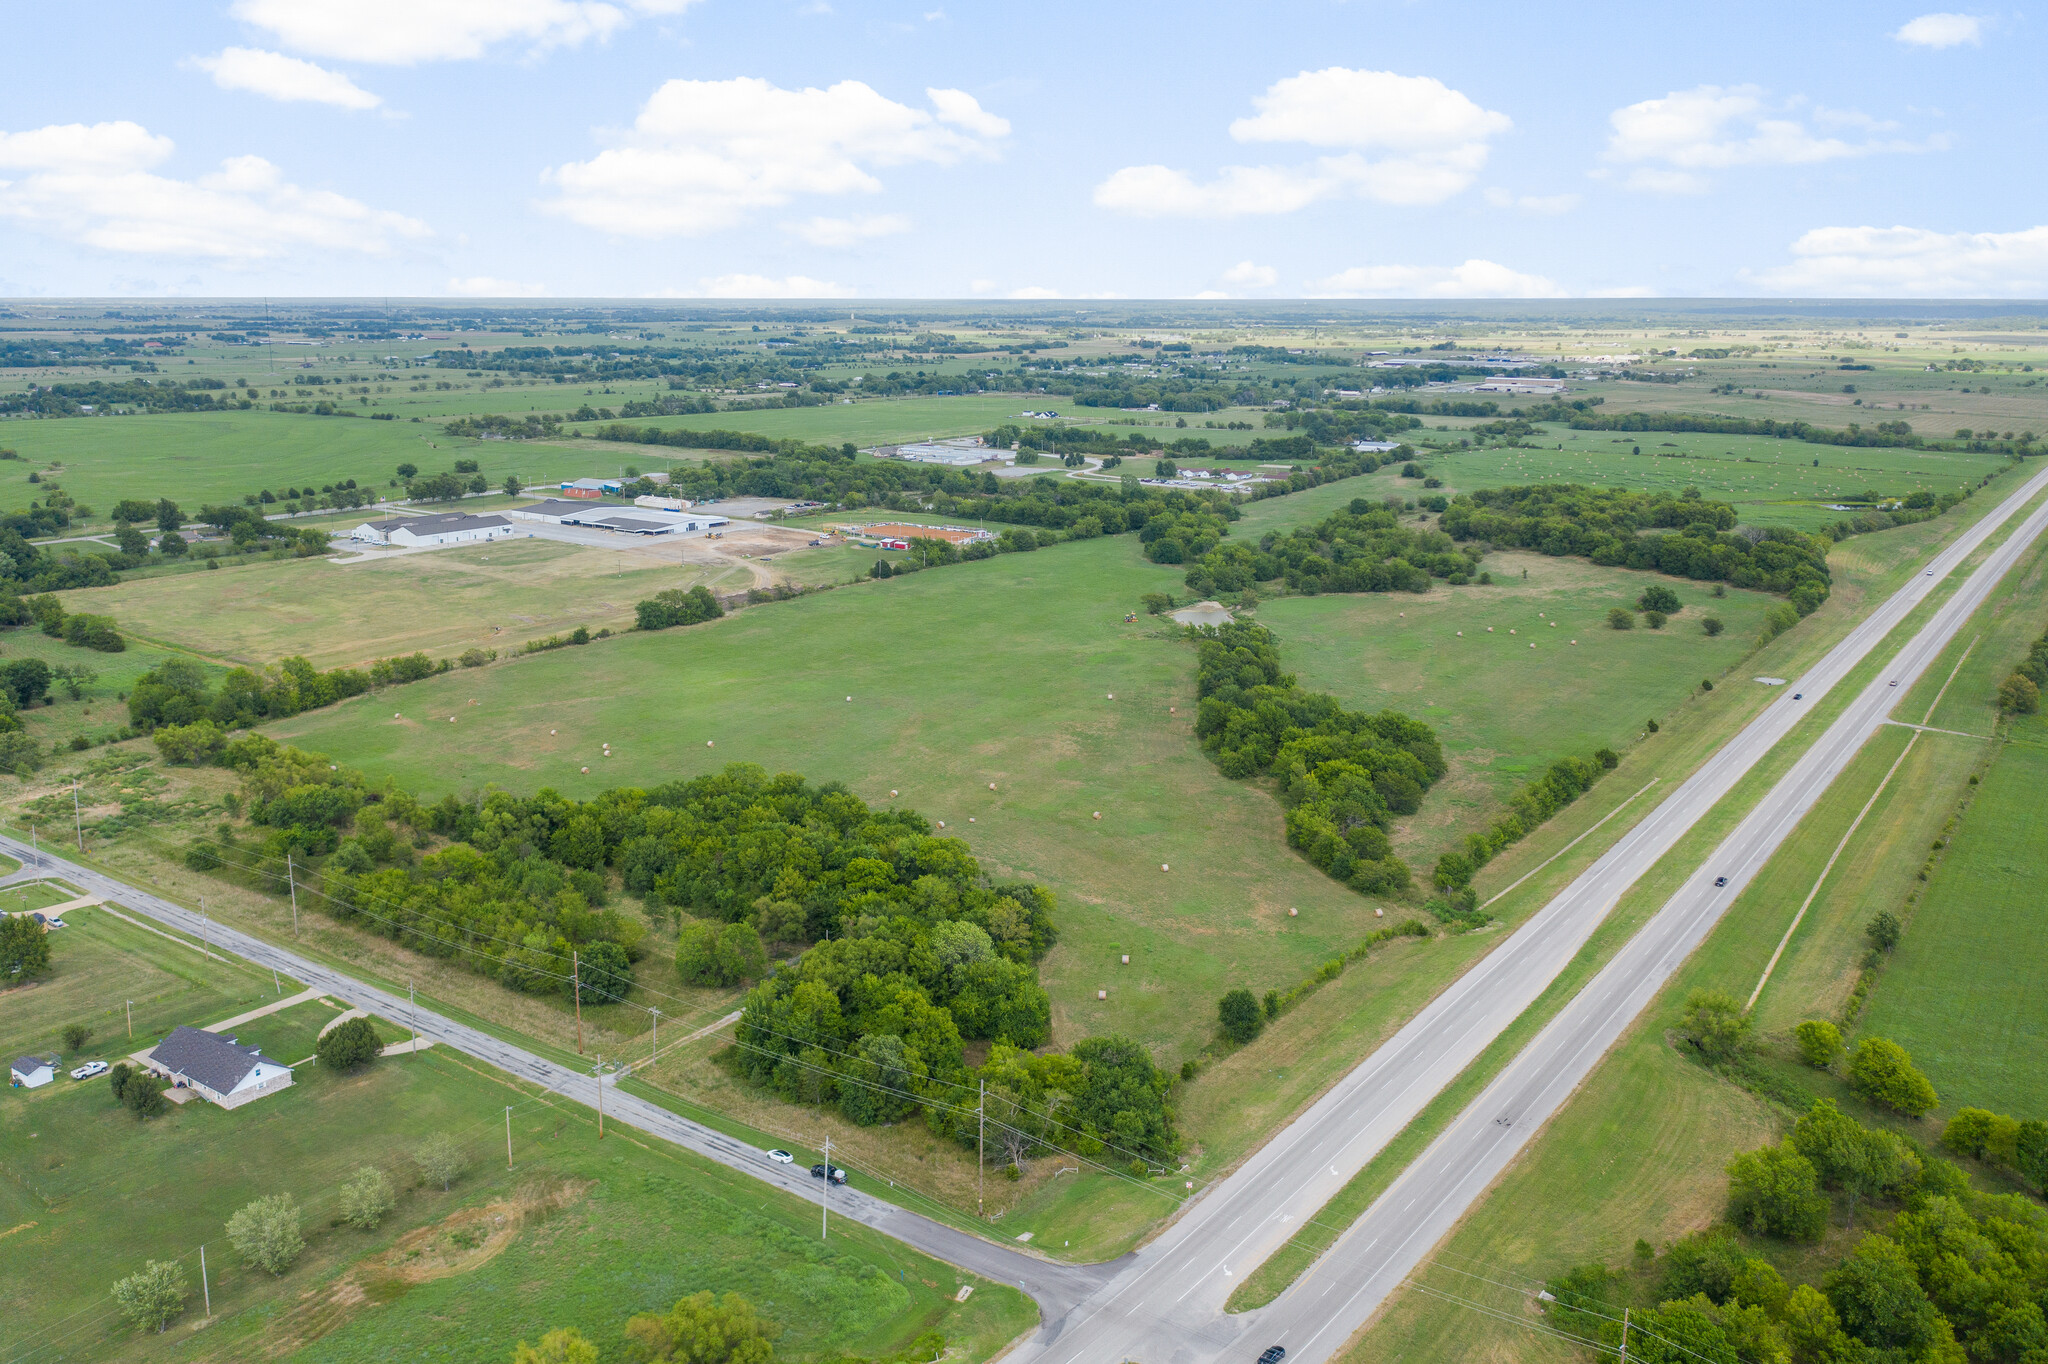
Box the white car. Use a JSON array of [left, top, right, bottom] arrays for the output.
[[767, 1149, 795, 1164], [70, 1061, 108, 1081]]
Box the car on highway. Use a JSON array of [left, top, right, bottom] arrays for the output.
[[1713, 876, 1728, 887], [1889, 680, 1899, 686], [1258, 1348, 1287, 1364], [1793, 693, 1802, 700], [70, 1060, 107, 1080], [810, 1163, 848, 1184], [767, 1149, 794, 1164], [1926, 568, 1935, 575]]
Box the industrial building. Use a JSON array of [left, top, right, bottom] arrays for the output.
[[350, 512, 516, 547]]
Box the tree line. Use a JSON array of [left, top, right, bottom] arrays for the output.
[[1184, 496, 1483, 598]]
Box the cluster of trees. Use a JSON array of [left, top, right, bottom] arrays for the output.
[[1549, 1096, 2048, 1364], [234, 479, 373, 515], [1185, 497, 1483, 598], [444, 412, 566, 439], [1562, 408, 1971, 451], [635, 586, 724, 631], [1140, 508, 1231, 564], [0, 338, 159, 369], [1443, 485, 1834, 613], [0, 911, 51, 980], [1191, 622, 1444, 895], [1999, 624, 2048, 715], [0, 523, 122, 592], [6, 593, 123, 652], [195, 503, 334, 555], [865, 525, 1077, 581], [135, 650, 452, 736], [0, 377, 242, 417]]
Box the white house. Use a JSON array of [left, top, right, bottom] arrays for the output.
[[9, 1055, 55, 1089], [144, 1026, 294, 1110], [351, 512, 516, 548]]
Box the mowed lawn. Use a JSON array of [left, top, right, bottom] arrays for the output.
[[1260, 550, 1779, 859], [1859, 713, 2048, 1117], [0, 1044, 1030, 1364], [55, 535, 760, 671]]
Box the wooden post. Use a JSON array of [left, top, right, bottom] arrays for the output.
[[573, 950, 584, 1055], [506, 1106, 513, 1169]]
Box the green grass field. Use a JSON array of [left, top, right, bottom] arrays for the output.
[[0, 624, 226, 749], [1261, 551, 1778, 859], [1857, 714, 2048, 1117], [0, 1038, 1031, 1364]]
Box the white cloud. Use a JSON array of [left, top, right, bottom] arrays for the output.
[[1894, 12, 1982, 47], [190, 47, 382, 110], [789, 212, 912, 247], [1008, 285, 1059, 299], [1748, 223, 2048, 295], [927, 87, 1009, 138], [542, 77, 1005, 237], [0, 121, 429, 259], [229, 0, 696, 65], [691, 273, 855, 298], [1095, 67, 1507, 218], [1220, 260, 1278, 290], [1588, 284, 1656, 297], [445, 275, 546, 296], [1605, 85, 1941, 191], [1312, 259, 1565, 298], [1484, 187, 1579, 214]]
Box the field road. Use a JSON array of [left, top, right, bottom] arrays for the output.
[[0, 833, 1117, 1328], [8, 462, 2047, 1363], [1007, 459, 2048, 1364]]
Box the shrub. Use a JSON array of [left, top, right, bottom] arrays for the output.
[[1638, 583, 1682, 614], [414, 1133, 466, 1191], [675, 920, 765, 987], [1865, 910, 1901, 953], [1218, 988, 1263, 1044], [1643, 609, 1668, 629], [111, 1260, 189, 1334], [226, 1193, 305, 1275], [636, 585, 723, 630], [1847, 1037, 1938, 1116], [1999, 672, 2040, 714], [154, 719, 226, 765], [1795, 1019, 1844, 1068], [1726, 1141, 1829, 1241], [1701, 615, 1724, 636], [1608, 607, 1634, 630], [182, 841, 223, 871], [623, 1291, 780, 1364], [122, 1069, 168, 1118], [1140, 592, 1172, 615], [338, 1165, 396, 1229], [62, 613, 125, 652], [61, 1022, 93, 1052], [1678, 989, 1750, 1062], [1940, 1107, 1998, 1159], [316, 1015, 381, 1072]]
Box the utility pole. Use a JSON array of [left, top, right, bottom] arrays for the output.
[[126, 999, 133, 1038], [198, 899, 210, 960], [271, 966, 280, 995], [820, 1136, 833, 1240], [977, 1079, 986, 1219], [1620, 1307, 1630, 1363], [408, 980, 417, 1053], [650, 1007, 660, 1064], [30, 824, 37, 866], [506, 1106, 514, 1169], [572, 950, 584, 1054], [287, 853, 299, 936], [594, 1057, 605, 1139], [200, 1245, 211, 1318], [72, 780, 82, 851]]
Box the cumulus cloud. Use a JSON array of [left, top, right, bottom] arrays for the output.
[[1894, 12, 1982, 47], [0, 120, 429, 259], [789, 212, 912, 246], [1095, 66, 1507, 217], [1605, 85, 1941, 191], [1748, 223, 2048, 295], [190, 47, 382, 109], [229, 0, 696, 64], [689, 273, 855, 298], [1008, 285, 1060, 299], [1312, 259, 1565, 299], [928, 87, 1010, 138], [445, 275, 547, 296], [543, 77, 1006, 237]]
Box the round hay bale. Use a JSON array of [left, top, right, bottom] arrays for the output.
[[1093, 811, 1101, 820], [1097, 989, 1107, 1000], [989, 782, 997, 790], [968, 817, 975, 822], [1374, 907, 1384, 917], [1160, 863, 1169, 872], [937, 820, 946, 828], [1288, 907, 1298, 917], [846, 695, 852, 702], [706, 740, 715, 747], [581, 766, 590, 773], [1120, 954, 1129, 964], [1107, 693, 1114, 700], [890, 789, 899, 797]]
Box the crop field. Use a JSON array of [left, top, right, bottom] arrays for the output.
[[0, 1025, 1029, 1364], [1416, 428, 2014, 531], [1262, 550, 1779, 859], [54, 535, 768, 671]]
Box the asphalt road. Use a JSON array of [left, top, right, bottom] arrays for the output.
[[0, 835, 1114, 1325], [1009, 461, 2048, 1364]]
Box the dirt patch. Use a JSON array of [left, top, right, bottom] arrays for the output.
[[258, 1178, 593, 1355]]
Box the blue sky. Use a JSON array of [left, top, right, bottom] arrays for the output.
[[1, 1, 2042, 299]]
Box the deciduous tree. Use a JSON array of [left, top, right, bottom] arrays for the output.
[[112, 1259, 189, 1334], [226, 1193, 305, 1275]]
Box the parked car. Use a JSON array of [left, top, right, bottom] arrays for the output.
[[809, 1163, 848, 1184], [768, 1149, 794, 1164], [70, 1061, 108, 1080]]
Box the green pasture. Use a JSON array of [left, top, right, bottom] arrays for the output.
[[1858, 718, 2048, 1118], [1414, 428, 2013, 531], [0, 1035, 1029, 1364], [1261, 551, 1779, 859], [0, 623, 224, 749]]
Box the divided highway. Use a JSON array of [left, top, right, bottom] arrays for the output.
[[1011, 461, 2048, 1364], [11, 462, 2045, 1364]]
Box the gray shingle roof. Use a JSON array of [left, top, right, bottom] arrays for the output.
[[148, 1025, 279, 1093], [12, 1055, 50, 1076]]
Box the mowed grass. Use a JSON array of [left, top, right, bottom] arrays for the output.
[[1260, 551, 1777, 860], [0, 1040, 1031, 1364], [1858, 716, 2048, 1117], [1421, 430, 2010, 531], [55, 535, 759, 671], [0, 625, 226, 748], [262, 532, 1411, 1066], [0, 903, 284, 1066]]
